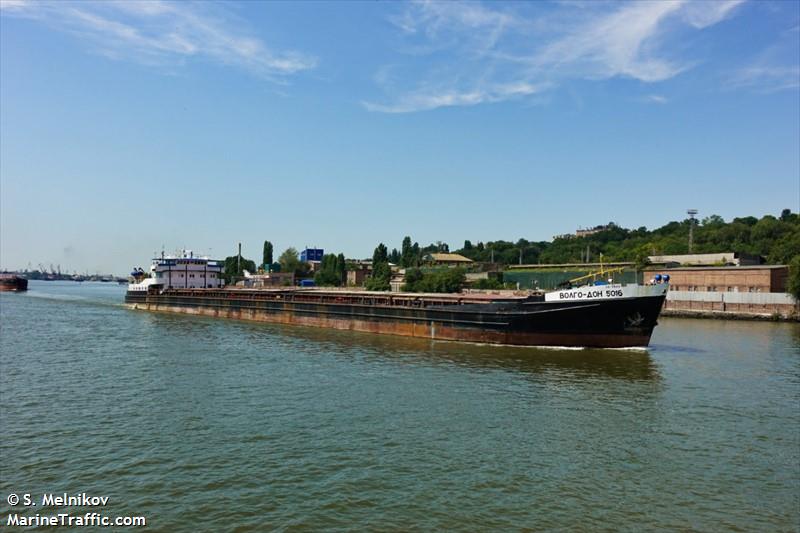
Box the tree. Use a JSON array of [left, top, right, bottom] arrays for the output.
[[365, 262, 391, 291], [446, 211, 796, 266], [702, 215, 725, 226], [373, 243, 388, 264], [633, 243, 653, 271], [365, 243, 391, 291], [733, 216, 758, 226], [472, 277, 504, 290], [223, 255, 257, 284], [314, 253, 343, 286], [279, 248, 301, 275], [788, 255, 800, 302], [402, 267, 465, 293], [262, 241, 273, 271], [401, 236, 414, 267], [402, 268, 424, 291], [336, 253, 347, 285], [768, 231, 800, 264]]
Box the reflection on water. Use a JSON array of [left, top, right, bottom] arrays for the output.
[[1, 281, 797, 531], [227, 318, 662, 382], [131, 297, 660, 383]]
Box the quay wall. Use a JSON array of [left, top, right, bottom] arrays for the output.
[[663, 290, 798, 320]]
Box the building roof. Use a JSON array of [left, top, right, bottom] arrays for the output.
[[642, 265, 787, 271], [509, 262, 633, 270], [647, 252, 763, 266], [425, 253, 473, 263]]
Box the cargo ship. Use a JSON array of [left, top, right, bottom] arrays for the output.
[[0, 273, 28, 292], [125, 252, 669, 348]]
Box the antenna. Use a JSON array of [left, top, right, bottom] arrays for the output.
[[687, 209, 699, 254]]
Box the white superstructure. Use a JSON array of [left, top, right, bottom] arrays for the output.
[[544, 282, 668, 302], [128, 250, 224, 292]]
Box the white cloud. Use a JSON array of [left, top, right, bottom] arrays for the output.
[[363, 81, 549, 113], [390, 0, 514, 53], [682, 0, 744, 29], [1, 0, 316, 78], [730, 65, 800, 92], [367, 0, 746, 112], [534, 1, 686, 82], [727, 22, 800, 93], [643, 94, 669, 104], [0, 0, 28, 11]]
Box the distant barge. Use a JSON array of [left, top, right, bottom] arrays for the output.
[[0, 274, 28, 292], [124, 252, 669, 348]]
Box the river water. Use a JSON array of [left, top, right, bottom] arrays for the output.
[[1, 281, 798, 531]]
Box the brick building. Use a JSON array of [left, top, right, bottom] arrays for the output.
[[346, 268, 369, 287], [642, 265, 795, 318], [643, 265, 788, 293]]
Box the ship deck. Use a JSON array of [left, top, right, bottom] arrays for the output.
[[159, 287, 543, 307]]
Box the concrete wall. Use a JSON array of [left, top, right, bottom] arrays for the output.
[[347, 269, 368, 286], [664, 290, 797, 318]]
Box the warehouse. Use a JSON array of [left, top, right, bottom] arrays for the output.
[[643, 265, 788, 293]]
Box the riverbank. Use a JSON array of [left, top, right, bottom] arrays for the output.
[[662, 290, 797, 321], [661, 308, 799, 322]]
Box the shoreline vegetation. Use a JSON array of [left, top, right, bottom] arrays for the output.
[[225, 209, 800, 301], [9, 210, 799, 314]]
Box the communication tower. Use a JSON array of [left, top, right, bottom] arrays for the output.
[[687, 209, 699, 254]]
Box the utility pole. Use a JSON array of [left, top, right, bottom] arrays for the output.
[[687, 209, 698, 254], [237, 242, 242, 275]]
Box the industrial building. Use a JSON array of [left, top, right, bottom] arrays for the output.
[[642, 265, 795, 319], [346, 267, 369, 287], [300, 248, 324, 262], [643, 265, 788, 293]]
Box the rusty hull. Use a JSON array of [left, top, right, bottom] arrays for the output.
[[126, 288, 663, 348]]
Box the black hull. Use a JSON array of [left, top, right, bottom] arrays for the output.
[[126, 289, 666, 348]]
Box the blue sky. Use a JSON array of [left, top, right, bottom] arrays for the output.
[[1, 0, 798, 274]]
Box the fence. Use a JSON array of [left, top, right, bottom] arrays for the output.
[[664, 290, 797, 318]]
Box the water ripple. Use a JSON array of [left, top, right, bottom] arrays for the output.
[[1, 282, 798, 531]]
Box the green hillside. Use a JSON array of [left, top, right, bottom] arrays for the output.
[[451, 209, 798, 266]]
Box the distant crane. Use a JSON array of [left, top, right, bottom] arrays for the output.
[[687, 209, 699, 254]]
